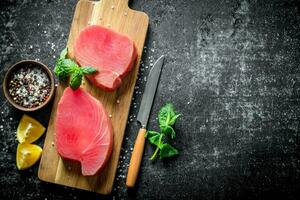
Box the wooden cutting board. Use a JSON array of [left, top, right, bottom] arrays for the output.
[[38, 0, 149, 194]]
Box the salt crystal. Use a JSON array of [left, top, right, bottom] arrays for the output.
[[109, 114, 112, 118], [116, 99, 120, 104], [51, 142, 54, 146], [124, 12, 127, 16], [111, 5, 115, 9]]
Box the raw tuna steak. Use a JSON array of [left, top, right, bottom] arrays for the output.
[[55, 87, 113, 176], [74, 25, 137, 91]]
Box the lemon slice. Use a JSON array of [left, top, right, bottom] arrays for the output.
[[16, 143, 42, 170], [17, 114, 46, 143]]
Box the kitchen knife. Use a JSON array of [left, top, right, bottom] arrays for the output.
[[126, 55, 165, 188]]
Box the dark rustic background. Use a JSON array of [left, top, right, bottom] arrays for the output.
[[1, 0, 300, 199]]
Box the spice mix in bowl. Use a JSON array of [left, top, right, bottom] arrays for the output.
[[3, 60, 55, 111]]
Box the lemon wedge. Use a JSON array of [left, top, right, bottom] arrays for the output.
[[16, 143, 42, 170], [17, 114, 46, 143]]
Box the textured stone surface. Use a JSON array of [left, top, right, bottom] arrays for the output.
[[1, 0, 300, 199]]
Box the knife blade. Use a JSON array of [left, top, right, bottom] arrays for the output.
[[137, 55, 165, 128], [126, 56, 165, 188]]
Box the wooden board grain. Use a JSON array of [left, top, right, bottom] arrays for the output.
[[38, 0, 148, 194]]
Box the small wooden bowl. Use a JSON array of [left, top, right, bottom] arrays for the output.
[[3, 60, 55, 112]]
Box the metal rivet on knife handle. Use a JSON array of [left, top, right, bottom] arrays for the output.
[[126, 128, 147, 188]]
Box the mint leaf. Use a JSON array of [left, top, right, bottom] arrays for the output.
[[145, 130, 160, 138], [159, 103, 176, 126], [145, 103, 180, 160], [149, 135, 161, 147], [158, 103, 179, 135], [159, 143, 178, 159], [60, 48, 68, 59], [62, 59, 78, 70], [69, 70, 83, 90], [160, 125, 176, 139], [54, 48, 97, 90], [54, 60, 71, 81], [145, 103, 181, 161], [146, 131, 162, 147], [81, 66, 97, 75], [54, 51, 78, 81], [169, 114, 181, 126]]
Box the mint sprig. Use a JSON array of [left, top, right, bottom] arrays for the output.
[[54, 48, 97, 90], [145, 103, 181, 160]]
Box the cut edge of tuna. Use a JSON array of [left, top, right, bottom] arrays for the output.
[[55, 87, 113, 176], [73, 25, 138, 91]]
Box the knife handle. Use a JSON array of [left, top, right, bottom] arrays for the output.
[[126, 128, 147, 188]]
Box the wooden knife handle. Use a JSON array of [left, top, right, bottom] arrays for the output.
[[126, 128, 147, 188]]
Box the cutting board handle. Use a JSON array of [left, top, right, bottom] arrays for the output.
[[103, 0, 129, 7], [83, 0, 129, 7]]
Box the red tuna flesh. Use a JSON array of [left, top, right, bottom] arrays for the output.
[[74, 25, 137, 91], [55, 87, 113, 176]]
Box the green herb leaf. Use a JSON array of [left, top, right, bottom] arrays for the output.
[[160, 124, 176, 139], [69, 70, 83, 90], [54, 48, 97, 90], [54, 53, 78, 81], [159, 143, 179, 159], [158, 103, 179, 134], [145, 103, 181, 160], [159, 103, 175, 126], [145, 130, 160, 138], [54, 62, 70, 81], [60, 48, 68, 59], [146, 131, 162, 147], [62, 59, 78, 69], [56, 49, 73, 81], [81, 66, 97, 75], [169, 114, 181, 126]]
